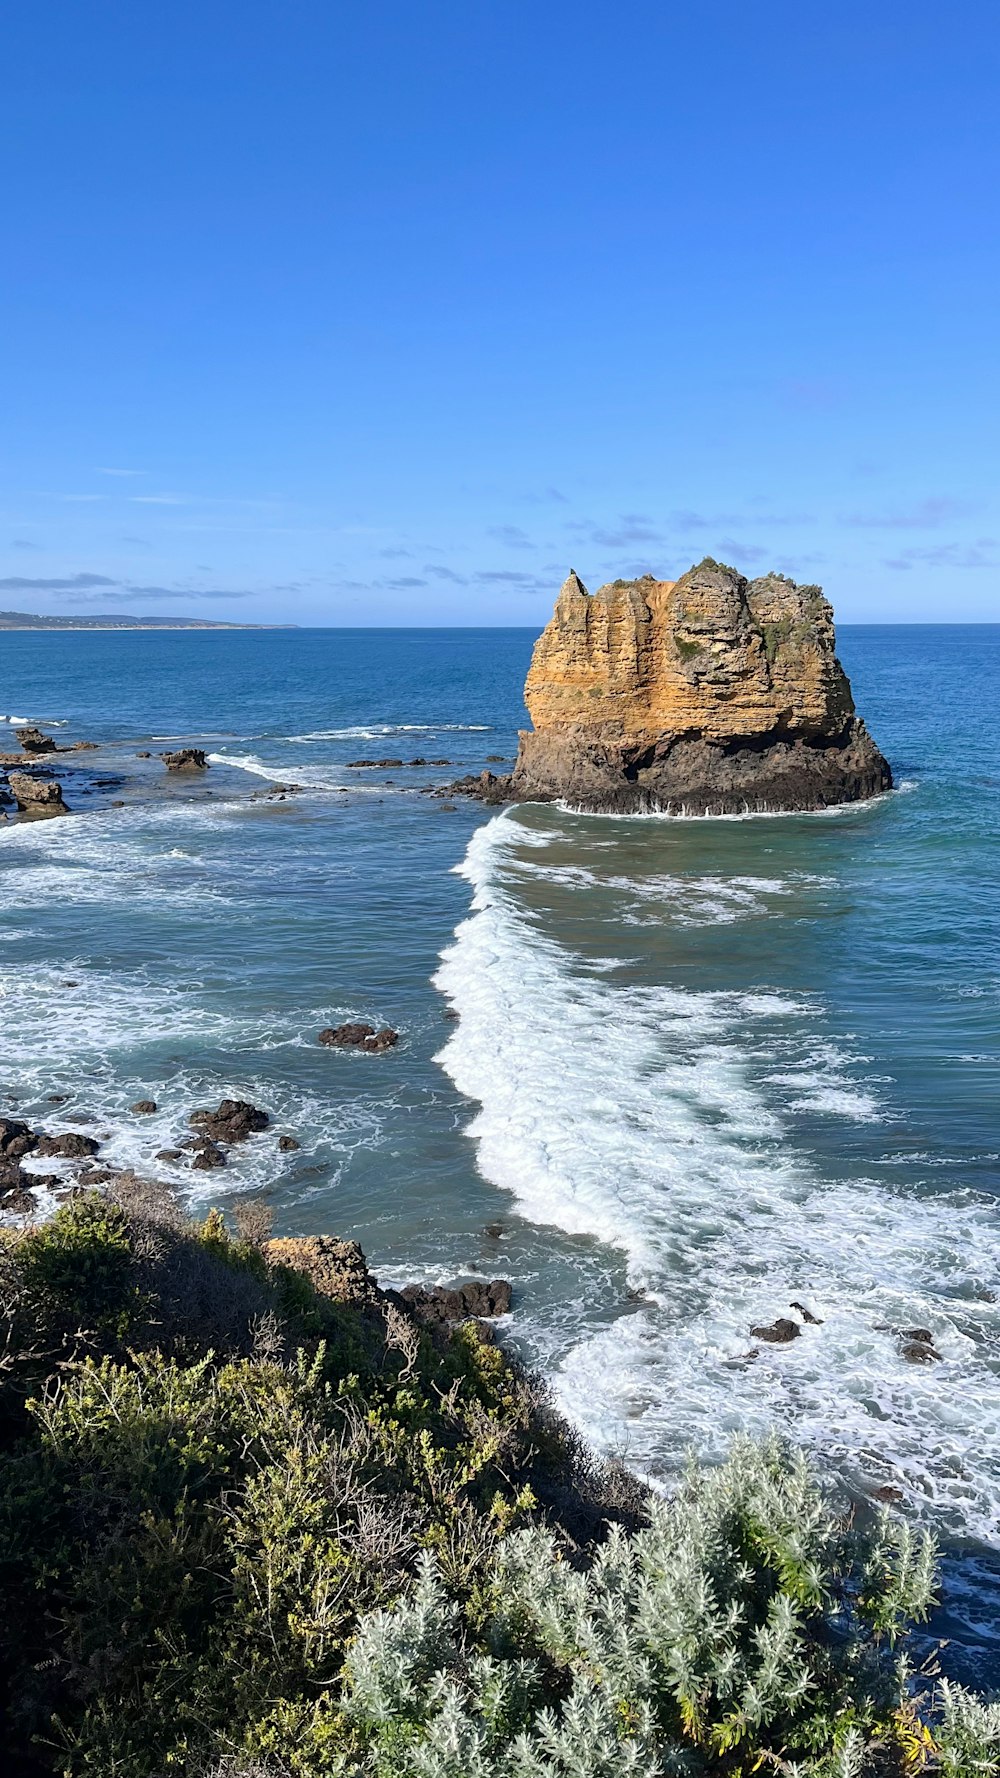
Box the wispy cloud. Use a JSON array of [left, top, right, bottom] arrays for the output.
[[487, 524, 536, 550], [384, 576, 427, 589], [844, 497, 975, 529], [11, 539, 37, 550], [671, 507, 813, 530], [378, 547, 413, 559], [96, 467, 146, 477], [522, 486, 569, 505], [62, 585, 256, 604], [882, 539, 998, 570], [423, 564, 469, 584], [129, 493, 187, 506], [0, 572, 118, 591], [570, 513, 664, 549]]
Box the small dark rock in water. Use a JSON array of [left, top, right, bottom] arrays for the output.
[[46, 1094, 69, 1105], [156, 1148, 183, 1162], [68, 740, 99, 751], [1, 1187, 36, 1215], [76, 1166, 117, 1186], [346, 757, 404, 769], [899, 1326, 934, 1344], [749, 1317, 801, 1344], [278, 1135, 300, 1152], [131, 1099, 158, 1115], [189, 1098, 270, 1143], [318, 1022, 399, 1052], [0, 1118, 38, 1160], [485, 754, 506, 762], [191, 1142, 226, 1171], [398, 1278, 512, 1326], [447, 769, 512, 804], [161, 748, 208, 771], [900, 1333, 942, 1363], [483, 1220, 504, 1239], [408, 756, 426, 766], [442, 1007, 459, 1021], [428, 758, 451, 766], [136, 750, 152, 759], [8, 772, 69, 816], [789, 1300, 823, 1324], [35, 1131, 100, 1159], [438, 801, 457, 811], [870, 1484, 904, 1504], [17, 726, 57, 754]]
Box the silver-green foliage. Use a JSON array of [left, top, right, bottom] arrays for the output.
[[335, 1436, 972, 1777]]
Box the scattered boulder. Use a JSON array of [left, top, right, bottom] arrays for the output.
[[278, 1135, 300, 1152], [264, 1235, 374, 1306], [75, 1166, 118, 1186], [318, 1022, 399, 1052], [189, 1098, 270, 1143], [870, 1484, 904, 1504], [161, 749, 208, 771], [191, 1142, 226, 1171], [156, 1148, 183, 1162], [447, 770, 510, 804], [398, 1279, 512, 1326], [131, 1099, 158, 1115], [0, 1118, 38, 1160], [68, 740, 99, 752], [749, 1316, 801, 1344], [34, 1131, 100, 1159], [17, 726, 56, 754], [136, 750, 152, 759], [346, 758, 404, 769], [485, 754, 506, 762], [7, 772, 69, 816], [789, 1300, 823, 1324]]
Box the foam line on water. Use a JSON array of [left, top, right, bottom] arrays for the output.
[[434, 810, 1000, 1542]]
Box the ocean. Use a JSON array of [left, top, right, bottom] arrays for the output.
[[2, 623, 999, 1675]]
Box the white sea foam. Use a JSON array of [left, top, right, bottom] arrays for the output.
[[555, 783, 914, 822], [435, 811, 1000, 1543], [286, 723, 492, 742]]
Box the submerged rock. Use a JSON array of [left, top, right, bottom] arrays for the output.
[[131, 1099, 158, 1115], [477, 561, 891, 815], [318, 1022, 399, 1052]]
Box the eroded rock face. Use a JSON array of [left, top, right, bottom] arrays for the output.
[[17, 727, 57, 754], [7, 772, 69, 817], [264, 1235, 374, 1306], [505, 561, 892, 814]]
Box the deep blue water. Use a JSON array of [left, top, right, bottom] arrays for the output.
[[2, 623, 999, 1676]]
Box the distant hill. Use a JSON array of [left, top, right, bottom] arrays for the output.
[[0, 610, 297, 630]]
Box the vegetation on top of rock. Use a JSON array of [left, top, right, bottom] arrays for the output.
[[0, 1188, 997, 1777]]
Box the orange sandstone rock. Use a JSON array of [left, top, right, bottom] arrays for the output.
[[506, 559, 891, 814]]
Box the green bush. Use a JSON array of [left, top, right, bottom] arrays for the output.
[[0, 1195, 997, 1777]]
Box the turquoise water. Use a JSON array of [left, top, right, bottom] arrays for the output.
[[2, 624, 999, 1670]]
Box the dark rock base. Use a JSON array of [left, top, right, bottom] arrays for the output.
[[466, 717, 892, 816]]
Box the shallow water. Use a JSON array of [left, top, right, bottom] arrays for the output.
[[2, 623, 999, 1678]]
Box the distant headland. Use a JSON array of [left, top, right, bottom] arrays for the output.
[[0, 610, 297, 631]]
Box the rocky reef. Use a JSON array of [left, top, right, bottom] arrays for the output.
[[497, 559, 891, 815]]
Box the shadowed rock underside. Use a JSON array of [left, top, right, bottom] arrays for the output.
[[505, 560, 892, 814]]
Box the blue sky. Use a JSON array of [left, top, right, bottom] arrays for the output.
[[2, 1, 998, 625]]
